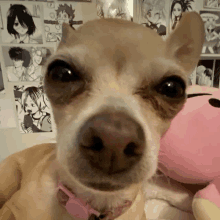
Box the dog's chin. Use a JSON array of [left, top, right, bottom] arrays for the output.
[[84, 182, 126, 192]]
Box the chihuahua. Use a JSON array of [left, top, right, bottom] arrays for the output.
[[0, 12, 204, 220]]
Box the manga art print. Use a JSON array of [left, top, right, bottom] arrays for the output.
[[27, 47, 53, 81], [2, 45, 54, 82], [200, 11, 220, 54], [138, 0, 167, 37], [6, 47, 31, 82], [170, 0, 195, 31], [14, 85, 53, 134], [44, 2, 83, 42], [96, 0, 133, 21], [204, 0, 220, 9], [214, 59, 220, 88], [196, 60, 214, 87], [1, 3, 43, 44]]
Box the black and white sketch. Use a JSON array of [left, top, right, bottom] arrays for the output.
[[14, 85, 52, 134], [44, 2, 83, 42], [204, 0, 219, 9], [214, 59, 220, 88], [196, 60, 214, 87], [2, 46, 54, 82], [137, 0, 167, 37], [170, 0, 195, 31], [0, 65, 5, 94], [27, 47, 53, 81], [1, 3, 43, 44], [200, 11, 220, 54], [96, 0, 133, 21]]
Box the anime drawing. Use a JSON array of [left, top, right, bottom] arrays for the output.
[[200, 11, 220, 54], [204, 0, 219, 8], [44, 2, 83, 42], [3, 46, 54, 82], [96, 0, 133, 21], [0, 65, 5, 94], [14, 85, 52, 133], [7, 5, 37, 44], [27, 47, 52, 81], [214, 59, 220, 88], [170, 0, 194, 31], [196, 60, 214, 87], [1, 3, 43, 44], [5, 47, 31, 82], [139, 0, 166, 37]]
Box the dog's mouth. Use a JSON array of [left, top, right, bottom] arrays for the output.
[[86, 182, 124, 191]]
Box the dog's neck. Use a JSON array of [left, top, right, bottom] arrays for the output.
[[53, 161, 140, 219]]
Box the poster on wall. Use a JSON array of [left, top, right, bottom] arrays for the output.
[[195, 60, 214, 87], [170, 0, 196, 31], [135, 0, 167, 38], [0, 99, 16, 129], [2, 45, 54, 82], [96, 0, 133, 21], [200, 11, 220, 55], [44, 2, 83, 43], [0, 64, 5, 94], [203, 0, 220, 9], [13, 85, 53, 134], [0, 3, 43, 44], [214, 59, 220, 88]]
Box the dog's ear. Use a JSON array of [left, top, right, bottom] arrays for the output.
[[60, 23, 77, 44], [165, 12, 205, 73]]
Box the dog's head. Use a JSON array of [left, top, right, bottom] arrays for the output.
[[44, 12, 204, 192]]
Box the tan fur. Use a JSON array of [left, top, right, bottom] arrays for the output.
[[0, 12, 204, 220]]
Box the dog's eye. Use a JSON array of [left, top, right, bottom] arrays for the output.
[[158, 76, 185, 98], [47, 60, 81, 82]]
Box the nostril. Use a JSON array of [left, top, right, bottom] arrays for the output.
[[82, 136, 104, 152], [124, 142, 140, 157], [91, 136, 104, 151]]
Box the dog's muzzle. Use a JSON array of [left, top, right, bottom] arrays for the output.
[[77, 111, 145, 175]]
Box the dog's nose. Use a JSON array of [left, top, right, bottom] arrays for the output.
[[78, 112, 145, 174]]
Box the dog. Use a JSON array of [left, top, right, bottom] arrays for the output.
[[0, 12, 204, 220]]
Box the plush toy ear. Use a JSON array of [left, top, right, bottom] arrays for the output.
[[165, 12, 205, 73]]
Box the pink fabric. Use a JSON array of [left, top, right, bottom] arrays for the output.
[[159, 87, 220, 184]]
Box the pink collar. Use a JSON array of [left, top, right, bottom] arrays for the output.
[[57, 176, 132, 219]]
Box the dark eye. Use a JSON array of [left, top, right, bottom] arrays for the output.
[[157, 76, 185, 98], [47, 60, 81, 82]]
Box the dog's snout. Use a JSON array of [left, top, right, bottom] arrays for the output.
[[78, 112, 145, 174]]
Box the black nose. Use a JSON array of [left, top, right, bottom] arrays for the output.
[[77, 111, 145, 174]]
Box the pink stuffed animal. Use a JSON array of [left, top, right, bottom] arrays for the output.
[[159, 85, 220, 220]]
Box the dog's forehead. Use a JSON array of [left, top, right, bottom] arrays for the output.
[[55, 19, 167, 79], [59, 19, 166, 60]]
